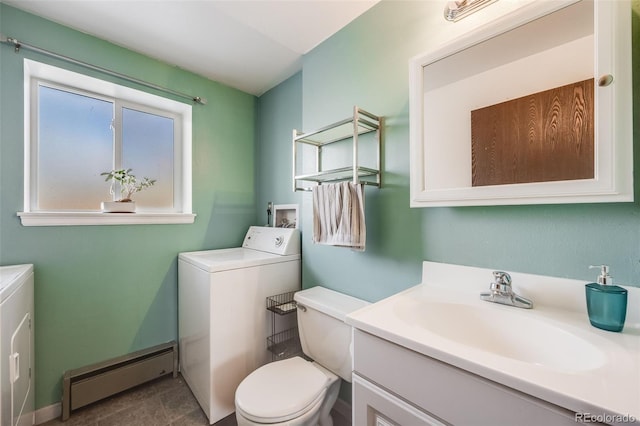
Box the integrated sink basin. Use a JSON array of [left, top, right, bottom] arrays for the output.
[[347, 262, 640, 421], [394, 299, 606, 372]]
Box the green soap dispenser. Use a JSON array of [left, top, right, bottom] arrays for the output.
[[585, 265, 627, 332]]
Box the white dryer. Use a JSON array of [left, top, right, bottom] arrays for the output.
[[0, 265, 34, 426], [178, 226, 301, 424]]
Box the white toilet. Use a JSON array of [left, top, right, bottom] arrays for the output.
[[235, 286, 369, 426]]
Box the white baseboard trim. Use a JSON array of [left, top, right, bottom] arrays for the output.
[[35, 402, 61, 425], [333, 398, 352, 422]]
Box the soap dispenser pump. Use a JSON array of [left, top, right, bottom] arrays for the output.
[[585, 265, 627, 332]]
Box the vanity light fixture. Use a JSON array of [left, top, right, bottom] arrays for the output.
[[444, 0, 498, 22]]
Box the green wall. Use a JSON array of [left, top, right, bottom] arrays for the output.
[[0, 5, 258, 409], [256, 72, 303, 225], [258, 0, 640, 305]]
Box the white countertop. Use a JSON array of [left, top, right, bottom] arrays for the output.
[[346, 262, 640, 423]]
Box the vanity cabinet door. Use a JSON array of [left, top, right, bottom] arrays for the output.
[[353, 374, 447, 426]]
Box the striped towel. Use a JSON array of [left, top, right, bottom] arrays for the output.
[[312, 182, 366, 251]]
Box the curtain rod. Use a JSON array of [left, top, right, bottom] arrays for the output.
[[0, 34, 207, 105]]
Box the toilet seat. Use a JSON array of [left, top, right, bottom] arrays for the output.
[[235, 357, 329, 423]]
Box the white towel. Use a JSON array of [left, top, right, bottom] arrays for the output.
[[312, 182, 366, 251]]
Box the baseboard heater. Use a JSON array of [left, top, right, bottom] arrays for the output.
[[61, 341, 177, 421]]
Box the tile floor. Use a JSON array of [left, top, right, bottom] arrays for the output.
[[41, 373, 350, 426]]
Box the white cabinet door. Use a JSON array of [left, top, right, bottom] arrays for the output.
[[353, 375, 447, 426]]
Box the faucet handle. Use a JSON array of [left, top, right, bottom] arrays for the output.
[[482, 270, 532, 308], [492, 271, 512, 285]]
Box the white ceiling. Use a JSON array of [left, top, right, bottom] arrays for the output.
[[3, 0, 379, 96]]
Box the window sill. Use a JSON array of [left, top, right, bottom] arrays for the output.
[[18, 211, 196, 226]]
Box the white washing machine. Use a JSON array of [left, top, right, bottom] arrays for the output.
[[0, 264, 34, 426], [178, 226, 301, 424]]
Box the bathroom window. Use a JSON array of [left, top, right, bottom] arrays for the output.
[[19, 59, 194, 226]]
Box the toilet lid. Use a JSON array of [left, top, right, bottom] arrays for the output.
[[236, 356, 328, 422]]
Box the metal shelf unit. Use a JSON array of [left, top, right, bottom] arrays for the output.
[[266, 291, 302, 361], [293, 106, 382, 192]]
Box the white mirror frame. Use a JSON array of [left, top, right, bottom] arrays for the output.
[[409, 0, 633, 207]]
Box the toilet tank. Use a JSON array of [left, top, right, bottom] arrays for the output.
[[294, 286, 369, 382]]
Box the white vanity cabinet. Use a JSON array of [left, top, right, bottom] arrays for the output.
[[348, 262, 639, 425], [352, 330, 603, 426]]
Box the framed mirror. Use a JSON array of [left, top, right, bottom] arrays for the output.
[[409, 0, 632, 207]]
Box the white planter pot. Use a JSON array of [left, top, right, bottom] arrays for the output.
[[101, 201, 136, 213]]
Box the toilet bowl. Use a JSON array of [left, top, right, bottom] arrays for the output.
[[235, 357, 340, 426], [234, 286, 369, 426]]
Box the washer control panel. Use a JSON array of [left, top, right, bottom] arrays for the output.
[[242, 226, 300, 255]]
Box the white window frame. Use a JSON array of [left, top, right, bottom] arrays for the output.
[[18, 59, 195, 226]]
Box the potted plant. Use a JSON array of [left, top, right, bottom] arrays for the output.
[[100, 168, 156, 213]]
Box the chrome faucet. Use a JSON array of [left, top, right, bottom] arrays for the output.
[[480, 271, 533, 309]]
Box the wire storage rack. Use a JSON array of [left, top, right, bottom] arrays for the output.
[[267, 327, 301, 360], [266, 291, 302, 361], [267, 291, 298, 315]]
